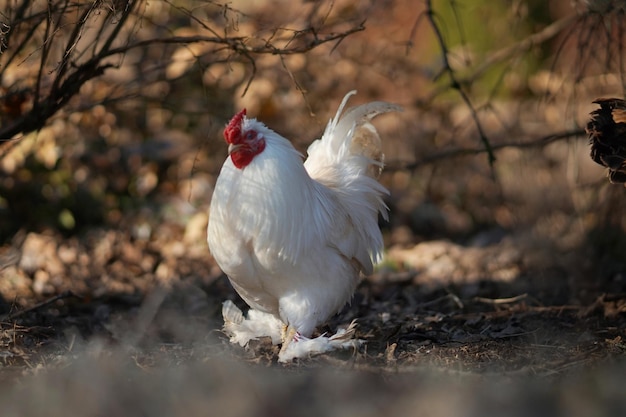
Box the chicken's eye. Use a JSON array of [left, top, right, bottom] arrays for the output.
[[245, 131, 256, 141]]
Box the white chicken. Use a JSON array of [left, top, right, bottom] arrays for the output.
[[207, 91, 401, 362]]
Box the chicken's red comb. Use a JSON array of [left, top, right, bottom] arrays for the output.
[[224, 108, 246, 144]]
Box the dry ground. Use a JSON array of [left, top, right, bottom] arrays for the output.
[[0, 224, 624, 416]]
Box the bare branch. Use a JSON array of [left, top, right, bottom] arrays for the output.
[[0, 0, 364, 141], [424, 0, 496, 166], [387, 128, 586, 172], [470, 14, 578, 86]]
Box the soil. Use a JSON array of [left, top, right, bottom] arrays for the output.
[[0, 225, 624, 415], [1, 226, 624, 374]]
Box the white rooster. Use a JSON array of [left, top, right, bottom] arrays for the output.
[[207, 91, 401, 362]]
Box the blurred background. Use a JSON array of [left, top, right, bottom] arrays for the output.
[[1, 0, 624, 299], [0, 0, 625, 415]]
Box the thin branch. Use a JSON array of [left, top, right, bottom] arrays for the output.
[[95, 0, 138, 59], [0, 290, 77, 321], [50, 1, 97, 100], [1, 13, 44, 72], [424, 0, 496, 166], [99, 24, 365, 60], [418, 13, 580, 115], [0, 0, 365, 141], [387, 128, 586, 172], [279, 54, 314, 116], [474, 293, 528, 305], [469, 14, 578, 86], [0, 0, 31, 54]]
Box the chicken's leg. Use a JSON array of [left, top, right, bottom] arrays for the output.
[[277, 321, 363, 363], [222, 300, 283, 346]]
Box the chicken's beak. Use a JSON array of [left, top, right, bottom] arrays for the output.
[[228, 143, 243, 155]]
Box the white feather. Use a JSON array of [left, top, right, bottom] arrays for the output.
[[222, 300, 283, 346], [277, 321, 362, 362], [208, 91, 401, 358]]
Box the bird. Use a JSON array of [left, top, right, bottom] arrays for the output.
[[587, 97, 626, 184], [207, 91, 401, 362]]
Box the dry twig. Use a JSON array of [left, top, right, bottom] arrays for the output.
[[0, 0, 364, 141], [0, 290, 77, 322]]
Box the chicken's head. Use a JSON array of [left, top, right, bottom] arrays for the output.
[[224, 109, 266, 169]]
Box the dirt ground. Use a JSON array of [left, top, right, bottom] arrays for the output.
[[0, 204, 623, 378], [1, 0, 626, 415], [0, 224, 624, 416]]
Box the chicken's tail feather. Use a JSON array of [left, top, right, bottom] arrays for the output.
[[305, 91, 402, 180], [302, 92, 401, 268]]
